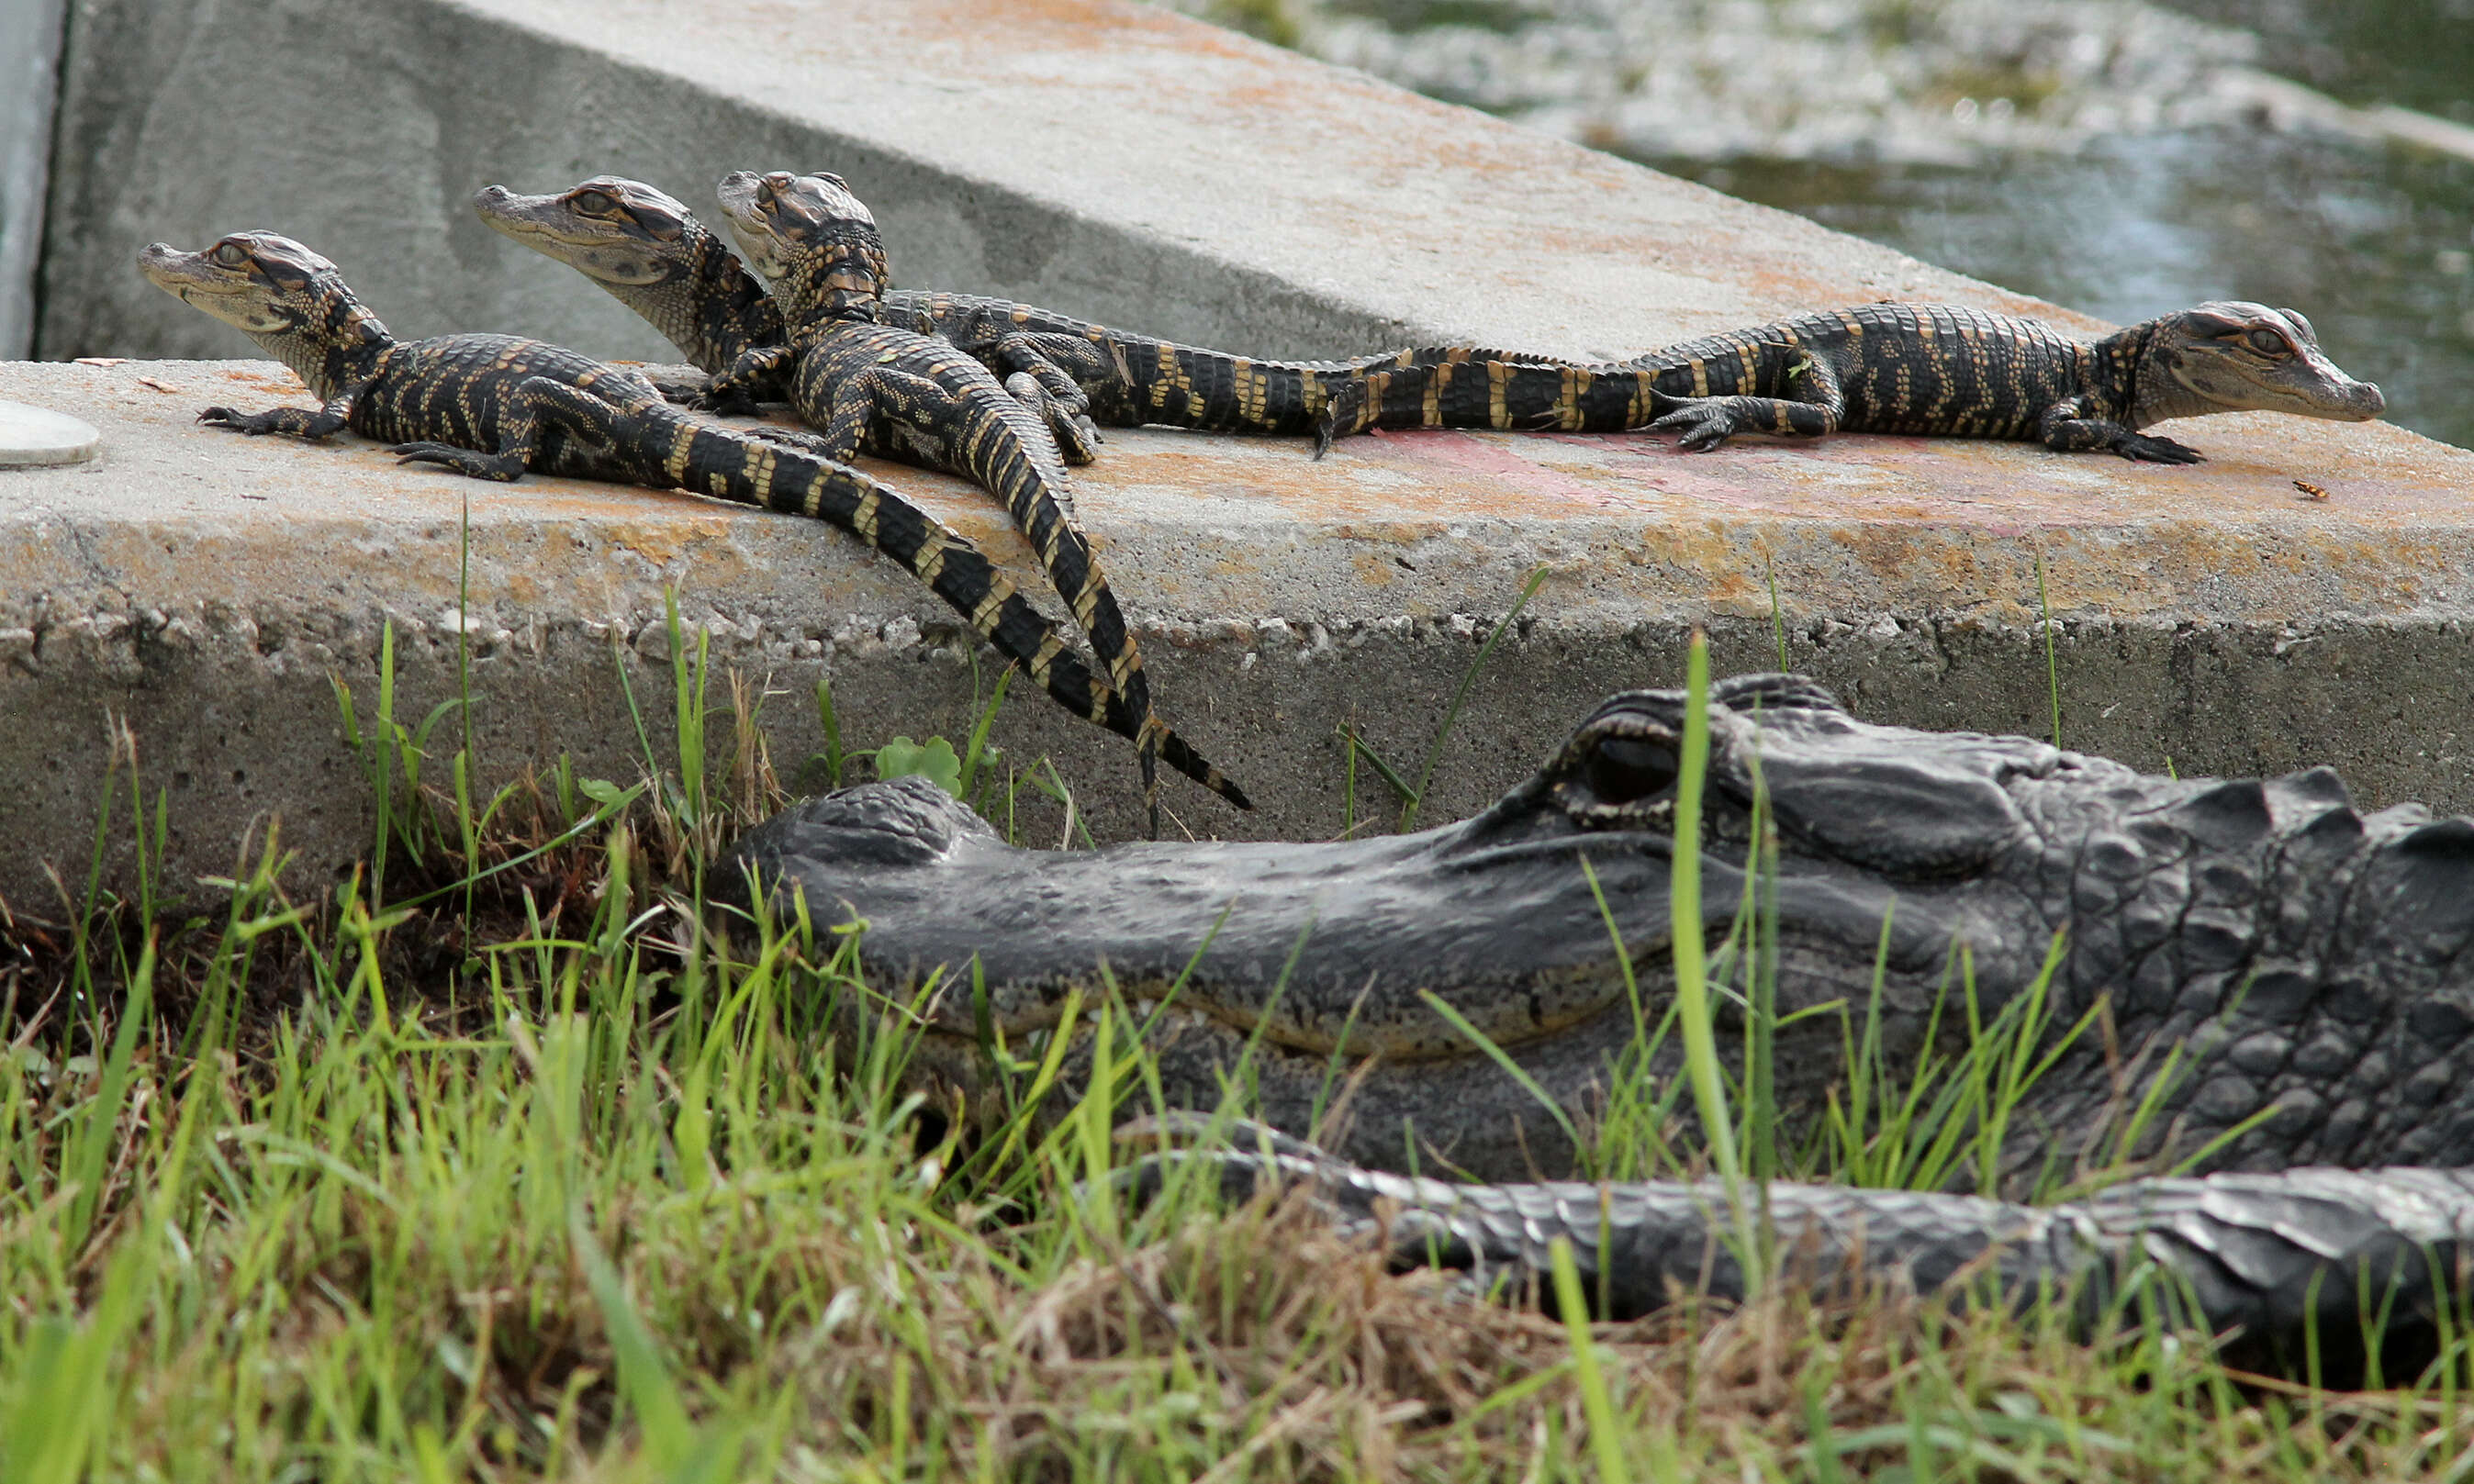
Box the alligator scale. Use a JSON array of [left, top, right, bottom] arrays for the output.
[[1315, 301, 2388, 461], [134, 231, 1246, 801], [735, 675, 2474, 1367], [474, 173, 1422, 444], [703, 169, 1252, 829]]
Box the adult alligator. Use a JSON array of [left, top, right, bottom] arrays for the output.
[[1311, 301, 2387, 462], [733, 674, 2474, 1367], [473, 174, 1423, 447], [135, 230, 1248, 805]]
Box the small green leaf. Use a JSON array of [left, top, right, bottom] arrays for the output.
[[577, 777, 630, 806], [873, 736, 965, 797]]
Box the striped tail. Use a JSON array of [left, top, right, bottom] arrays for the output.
[[1310, 350, 1656, 456], [566, 387, 1250, 812], [972, 418, 1172, 830]]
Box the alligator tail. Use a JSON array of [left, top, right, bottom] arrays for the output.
[[1119, 343, 1388, 440], [974, 423, 1176, 828], [569, 388, 1248, 812], [1125, 1119, 2474, 1382], [1311, 351, 1670, 455], [1308, 351, 1509, 458]]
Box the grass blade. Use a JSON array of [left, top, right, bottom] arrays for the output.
[[1669, 631, 1760, 1286], [1403, 563, 1548, 831], [1549, 1237, 1634, 1484]]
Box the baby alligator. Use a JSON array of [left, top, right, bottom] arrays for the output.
[[703, 170, 1231, 828], [734, 673, 2474, 1371], [474, 174, 1416, 445], [135, 231, 1247, 801], [1313, 301, 2386, 461]]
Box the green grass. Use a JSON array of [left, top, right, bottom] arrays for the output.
[[1337, 564, 1547, 834], [6, 614, 2474, 1479]]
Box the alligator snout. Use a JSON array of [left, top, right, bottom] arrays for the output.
[[731, 675, 2082, 1177]]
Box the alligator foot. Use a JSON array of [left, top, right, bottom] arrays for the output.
[[389, 441, 527, 482], [197, 406, 283, 435], [2110, 431, 2203, 463], [197, 405, 345, 440], [737, 423, 845, 459], [1004, 370, 1103, 464], [1648, 402, 1744, 452]]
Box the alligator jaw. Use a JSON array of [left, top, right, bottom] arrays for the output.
[[137, 239, 305, 338], [472, 182, 685, 287], [728, 676, 2077, 1179], [731, 675, 2049, 1065], [733, 777, 1685, 1059], [137, 242, 252, 311], [2141, 300, 2386, 426], [733, 771, 1967, 1065], [711, 171, 796, 285]]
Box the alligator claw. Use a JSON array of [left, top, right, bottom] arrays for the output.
[[1310, 411, 1341, 460], [2114, 432, 2204, 464], [197, 406, 271, 434], [390, 441, 525, 481], [1651, 407, 1740, 452]]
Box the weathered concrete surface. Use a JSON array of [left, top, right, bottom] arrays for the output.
[[14, 0, 2474, 910], [41, 0, 2059, 368], [6, 354, 2473, 914]]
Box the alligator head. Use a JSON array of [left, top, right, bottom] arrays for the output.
[[2129, 301, 2386, 428], [473, 176, 777, 374], [713, 169, 890, 325], [135, 232, 389, 397], [736, 674, 2474, 1182]]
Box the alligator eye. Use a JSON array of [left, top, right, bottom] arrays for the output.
[[570, 189, 614, 215], [210, 240, 250, 268], [1584, 735, 1679, 805], [2245, 329, 2291, 356]]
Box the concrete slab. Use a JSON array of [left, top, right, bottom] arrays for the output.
[[6, 353, 2473, 914], [40, 0, 2065, 368], [17, 0, 2474, 910]]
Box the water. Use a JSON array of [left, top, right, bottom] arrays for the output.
[[2175, 0, 2474, 121], [1651, 128, 2474, 450], [1203, 0, 2474, 448]]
